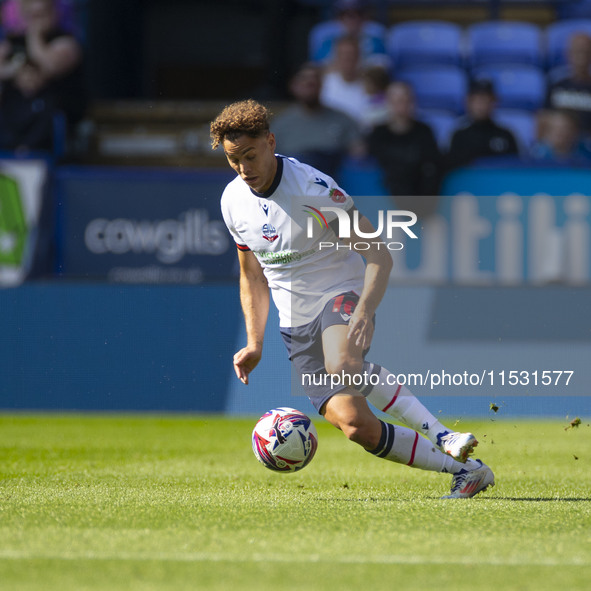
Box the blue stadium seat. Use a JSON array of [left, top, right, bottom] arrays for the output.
[[309, 20, 343, 60], [396, 66, 468, 114], [473, 64, 547, 111], [308, 19, 387, 62], [387, 20, 463, 69], [416, 109, 458, 149], [493, 109, 537, 153], [546, 19, 591, 68], [467, 21, 544, 69]]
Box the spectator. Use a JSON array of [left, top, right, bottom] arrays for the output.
[[530, 109, 591, 163], [366, 81, 442, 214], [312, 0, 387, 67], [546, 32, 591, 136], [272, 62, 364, 181], [446, 79, 519, 170], [320, 35, 371, 125], [0, 0, 86, 153], [360, 63, 390, 131]]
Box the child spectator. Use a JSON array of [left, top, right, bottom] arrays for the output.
[[530, 109, 591, 162], [360, 63, 390, 131]]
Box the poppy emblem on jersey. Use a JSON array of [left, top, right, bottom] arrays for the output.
[[329, 188, 346, 203], [262, 223, 279, 242]]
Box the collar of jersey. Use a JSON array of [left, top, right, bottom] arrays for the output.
[[249, 155, 283, 199]]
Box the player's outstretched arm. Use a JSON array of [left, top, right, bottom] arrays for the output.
[[234, 249, 270, 384], [343, 213, 393, 349]]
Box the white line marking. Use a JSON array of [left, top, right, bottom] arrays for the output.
[[0, 550, 588, 567]]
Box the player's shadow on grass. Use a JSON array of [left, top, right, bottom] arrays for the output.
[[323, 495, 591, 502], [485, 497, 591, 502]]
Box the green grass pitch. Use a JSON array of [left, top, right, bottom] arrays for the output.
[[1, 414, 590, 591]]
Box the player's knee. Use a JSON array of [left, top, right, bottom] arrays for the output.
[[325, 355, 363, 379], [323, 394, 381, 449]]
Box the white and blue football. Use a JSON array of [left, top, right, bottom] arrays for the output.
[[252, 407, 318, 472]]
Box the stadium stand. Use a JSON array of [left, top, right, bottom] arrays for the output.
[[395, 65, 468, 114], [308, 4, 387, 63], [472, 64, 547, 110], [416, 108, 459, 149], [466, 21, 545, 69], [386, 20, 464, 69], [309, 21, 387, 61], [546, 19, 591, 68], [493, 108, 538, 152]]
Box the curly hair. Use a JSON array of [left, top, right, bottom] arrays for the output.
[[210, 99, 271, 150]]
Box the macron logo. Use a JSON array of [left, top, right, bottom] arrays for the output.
[[313, 177, 328, 188]]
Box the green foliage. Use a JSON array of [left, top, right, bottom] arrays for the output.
[[0, 415, 590, 590]]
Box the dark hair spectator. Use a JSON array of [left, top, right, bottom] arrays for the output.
[[446, 79, 519, 170], [360, 63, 390, 131], [272, 62, 364, 181]]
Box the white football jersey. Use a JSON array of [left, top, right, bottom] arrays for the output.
[[221, 156, 366, 327]]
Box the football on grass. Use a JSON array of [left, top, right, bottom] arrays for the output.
[[252, 407, 318, 472]]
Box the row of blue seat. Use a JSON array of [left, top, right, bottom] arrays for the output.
[[396, 64, 548, 113], [417, 107, 536, 152], [310, 19, 591, 70]]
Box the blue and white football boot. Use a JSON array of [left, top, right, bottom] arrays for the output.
[[441, 460, 495, 499], [439, 431, 478, 463]]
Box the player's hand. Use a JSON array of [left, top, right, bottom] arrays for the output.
[[347, 307, 374, 350], [233, 344, 262, 385]]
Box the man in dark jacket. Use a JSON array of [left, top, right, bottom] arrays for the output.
[[366, 81, 441, 214], [446, 79, 518, 170]]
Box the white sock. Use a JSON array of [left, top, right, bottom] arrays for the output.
[[369, 421, 477, 474], [360, 362, 452, 447]]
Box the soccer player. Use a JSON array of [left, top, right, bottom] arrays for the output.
[[211, 100, 494, 498]]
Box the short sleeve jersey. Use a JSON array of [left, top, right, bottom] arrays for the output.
[[221, 156, 366, 328]]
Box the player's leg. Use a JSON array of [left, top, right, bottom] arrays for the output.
[[320, 293, 477, 462], [321, 324, 478, 474], [321, 391, 381, 449], [321, 390, 484, 476], [358, 361, 478, 462]]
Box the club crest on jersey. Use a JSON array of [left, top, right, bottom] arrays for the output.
[[329, 188, 346, 203], [262, 223, 279, 242]]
